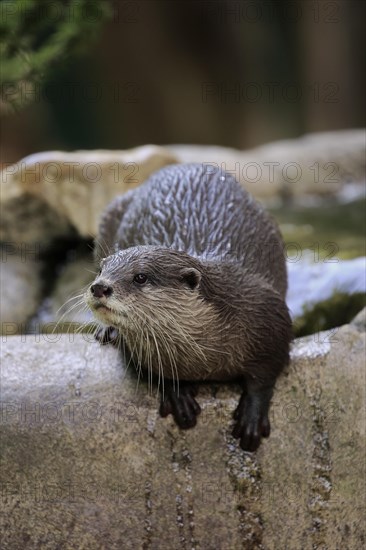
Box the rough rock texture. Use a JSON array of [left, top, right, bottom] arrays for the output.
[[0, 145, 178, 244], [1, 312, 365, 549], [168, 129, 366, 200]]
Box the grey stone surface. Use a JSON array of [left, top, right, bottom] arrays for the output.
[[0, 312, 365, 549]]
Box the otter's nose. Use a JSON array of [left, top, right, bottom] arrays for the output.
[[90, 283, 113, 298]]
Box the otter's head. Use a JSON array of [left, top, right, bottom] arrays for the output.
[[85, 246, 206, 331]]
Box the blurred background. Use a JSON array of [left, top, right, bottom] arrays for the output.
[[1, 0, 365, 164]]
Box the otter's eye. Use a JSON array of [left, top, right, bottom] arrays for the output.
[[133, 273, 147, 285]]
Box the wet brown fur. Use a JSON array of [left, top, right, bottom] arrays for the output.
[[85, 163, 292, 450]]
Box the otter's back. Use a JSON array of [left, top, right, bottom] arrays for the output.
[[112, 163, 287, 296]]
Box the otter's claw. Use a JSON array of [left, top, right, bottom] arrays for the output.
[[160, 384, 201, 429], [232, 385, 273, 452], [95, 325, 120, 347]]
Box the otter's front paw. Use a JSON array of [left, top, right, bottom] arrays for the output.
[[232, 394, 271, 452], [160, 384, 201, 429], [95, 325, 120, 347]]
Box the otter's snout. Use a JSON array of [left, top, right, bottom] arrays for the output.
[[90, 283, 113, 298]]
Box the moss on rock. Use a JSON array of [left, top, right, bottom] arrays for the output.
[[294, 291, 366, 337]]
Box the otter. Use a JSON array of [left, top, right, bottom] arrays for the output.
[[85, 163, 292, 452]]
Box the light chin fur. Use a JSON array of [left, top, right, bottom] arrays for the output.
[[85, 294, 129, 327], [116, 290, 224, 380]]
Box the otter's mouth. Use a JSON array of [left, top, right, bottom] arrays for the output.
[[90, 301, 128, 320], [94, 303, 112, 312]]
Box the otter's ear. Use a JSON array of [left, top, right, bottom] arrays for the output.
[[180, 268, 201, 290]]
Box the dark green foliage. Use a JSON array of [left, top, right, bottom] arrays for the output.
[[294, 292, 366, 337], [0, 0, 111, 112]]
